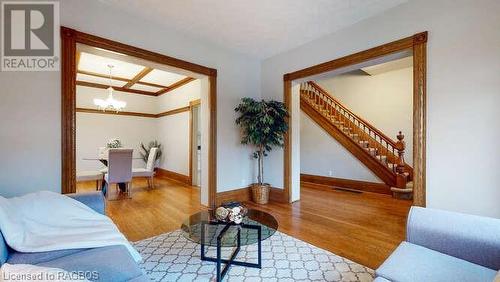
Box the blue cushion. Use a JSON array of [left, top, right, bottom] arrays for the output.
[[7, 248, 86, 265], [36, 245, 144, 282], [67, 192, 105, 215], [373, 277, 391, 282], [127, 275, 151, 282], [407, 207, 500, 270], [376, 242, 497, 282], [0, 231, 9, 265]]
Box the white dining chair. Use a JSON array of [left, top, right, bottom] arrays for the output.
[[104, 148, 133, 200], [132, 147, 158, 189], [98, 147, 107, 159], [99, 147, 109, 174], [76, 171, 103, 190]]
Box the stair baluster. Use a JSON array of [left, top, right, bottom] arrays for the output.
[[299, 81, 413, 193]]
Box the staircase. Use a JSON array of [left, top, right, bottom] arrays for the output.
[[300, 81, 413, 197]]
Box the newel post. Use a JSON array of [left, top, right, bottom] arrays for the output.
[[395, 131, 407, 188], [396, 132, 406, 173]]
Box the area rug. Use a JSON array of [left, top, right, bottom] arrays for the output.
[[133, 230, 374, 281]]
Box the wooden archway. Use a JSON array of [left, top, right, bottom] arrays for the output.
[[60, 27, 217, 207], [283, 32, 427, 206]]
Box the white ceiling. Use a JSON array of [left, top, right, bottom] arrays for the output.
[[76, 47, 189, 93], [141, 69, 186, 86], [78, 52, 144, 79], [361, 56, 413, 75], [100, 0, 407, 59]]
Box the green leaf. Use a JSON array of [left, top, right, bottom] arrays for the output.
[[235, 98, 289, 184]]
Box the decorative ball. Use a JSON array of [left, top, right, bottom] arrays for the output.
[[232, 206, 241, 214], [233, 214, 243, 224], [214, 203, 247, 224], [215, 207, 229, 221]]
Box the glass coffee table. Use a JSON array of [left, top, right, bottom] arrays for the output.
[[181, 209, 278, 282]]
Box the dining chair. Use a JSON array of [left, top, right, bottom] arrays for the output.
[[76, 171, 103, 190], [98, 147, 108, 174], [98, 147, 107, 159], [104, 148, 133, 200], [132, 147, 158, 189]]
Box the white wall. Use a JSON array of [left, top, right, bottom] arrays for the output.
[[300, 112, 382, 183], [76, 86, 158, 172], [77, 86, 158, 114], [157, 80, 201, 112], [157, 113, 190, 175], [289, 84, 301, 202], [156, 80, 201, 175], [0, 0, 260, 197], [0, 72, 60, 198], [262, 0, 500, 218], [76, 80, 202, 177], [317, 67, 413, 165], [76, 113, 157, 171]]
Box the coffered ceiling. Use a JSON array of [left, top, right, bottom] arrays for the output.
[[76, 46, 195, 96]]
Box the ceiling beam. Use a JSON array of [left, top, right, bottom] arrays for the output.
[[156, 77, 196, 95], [123, 67, 153, 89], [76, 80, 157, 96], [77, 70, 168, 89], [78, 70, 129, 82]]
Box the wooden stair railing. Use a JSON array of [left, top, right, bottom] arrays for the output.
[[300, 81, 413, 189]]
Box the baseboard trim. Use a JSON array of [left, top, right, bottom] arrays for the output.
[[156, 168, 191, 185], [300, 173, 391, 195], [216, 186, 288, 205]]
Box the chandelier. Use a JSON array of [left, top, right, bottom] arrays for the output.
[[93, 65, 126, 112]]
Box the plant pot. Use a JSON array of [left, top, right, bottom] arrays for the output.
[[251, 183, 271, 204]]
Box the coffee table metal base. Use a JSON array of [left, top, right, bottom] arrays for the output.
[[200, 222, 262, 282]]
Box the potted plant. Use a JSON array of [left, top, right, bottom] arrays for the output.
[[106, 138, 122, 148], [139, 140, 162, 169], [235, 98, 289, 204]]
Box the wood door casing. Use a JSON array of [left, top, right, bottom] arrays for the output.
[[61, 27, 218, 207], [283, 32, 427, 206]]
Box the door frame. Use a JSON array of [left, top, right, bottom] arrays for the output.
[[283, 32, 427, 206], [189, 99, 201, 186], [61, 27, 217, 207]]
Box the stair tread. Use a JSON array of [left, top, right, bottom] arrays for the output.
[[391, 187, 413, 193], [302, 84, 413, 195]]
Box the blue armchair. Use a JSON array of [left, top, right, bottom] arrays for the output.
[[375, 206, 500, 282], [0, 192, 148, 282]]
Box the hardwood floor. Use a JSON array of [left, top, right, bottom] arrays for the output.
[[247, 182, 411, 269], [77, 177, 411, 269], [77, 177, 206, 242]]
